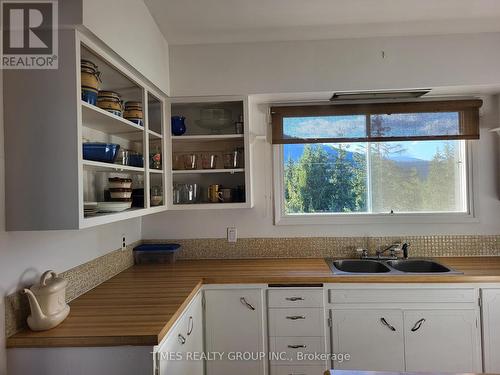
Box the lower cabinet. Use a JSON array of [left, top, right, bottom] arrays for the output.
[[331, 309, 405, 371], [204, 287, 266, 375], [156, 291, 204, 375], [481, 288, 500, 373], [329, 286, 482, 373], [404, 309, 480, 372]]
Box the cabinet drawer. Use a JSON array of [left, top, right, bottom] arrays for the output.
[[269, 308, 324, 337], [270, 336, 325, 365], [270, 365, 326, 375], [268, 290, 323, 308], [329, 288, 476, 304]]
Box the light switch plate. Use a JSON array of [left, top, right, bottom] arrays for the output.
[[227, 227, 237, 243]]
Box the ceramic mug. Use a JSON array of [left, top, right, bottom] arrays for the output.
[[208, 184, 223, 203], [220, 188, 233, 203]]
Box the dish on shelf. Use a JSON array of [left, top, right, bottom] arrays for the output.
[[108, 177, 132, 189], [195, 108, 233, 132], [97, 201, 132, 213], [83, 143, 120, 163], [109, 188, 132, 199], [84, 201, 98, 217]]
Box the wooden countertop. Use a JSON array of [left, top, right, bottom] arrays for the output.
[[324, 371, 497, 375], [7, 256, 500, 348]]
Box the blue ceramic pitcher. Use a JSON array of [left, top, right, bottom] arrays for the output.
[[171, 116, 186, 136]]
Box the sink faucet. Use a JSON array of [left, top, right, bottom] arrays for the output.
[[376, 242, 402, 259], [357, 242, 410, 260]]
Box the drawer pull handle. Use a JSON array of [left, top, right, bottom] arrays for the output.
[[380, 317, 396, 331], [287, 344, 307, 349], [411, 318, 426, 332], [178, 334, 186, 345], [187, 316, 193, 336], [240, 297, 256, 311], [286, 315, 306, 320], [285, 297, 304, 301]]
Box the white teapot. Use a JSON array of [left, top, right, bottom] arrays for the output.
[[23, 270, 70, 331]]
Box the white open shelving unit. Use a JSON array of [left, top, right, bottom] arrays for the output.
[[168, 96, 253, 210], [2, 28, 169, 230], [78, 33, 168, 228]]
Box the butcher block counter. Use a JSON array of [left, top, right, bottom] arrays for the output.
[[7, 256, 500, 348], [324, 370, 499, 375]]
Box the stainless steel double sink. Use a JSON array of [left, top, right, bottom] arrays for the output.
[[326, 258, 462, 275]]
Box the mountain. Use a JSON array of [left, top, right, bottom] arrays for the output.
[[284, 144, 430, 179]]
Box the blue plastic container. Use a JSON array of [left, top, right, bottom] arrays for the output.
[[133, 244, 181, 264], [83, 143, 120, 163]]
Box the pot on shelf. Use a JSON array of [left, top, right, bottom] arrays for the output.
[[23, 270, 70, 331]]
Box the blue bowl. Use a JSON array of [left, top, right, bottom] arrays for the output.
[[83, 143, 120, 163]]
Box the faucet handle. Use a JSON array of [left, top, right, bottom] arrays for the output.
[[356, 248, 368, 258]]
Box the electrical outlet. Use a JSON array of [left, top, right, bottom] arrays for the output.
[[227, 227, 237, 243], [121, 235, 126, 250]]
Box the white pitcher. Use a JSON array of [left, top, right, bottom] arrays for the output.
[[23, 270, 70, 331]]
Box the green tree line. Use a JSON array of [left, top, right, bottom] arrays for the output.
[[284, 143, 460, 214]]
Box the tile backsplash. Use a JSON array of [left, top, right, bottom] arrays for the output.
[[146, 235, 500, 259]]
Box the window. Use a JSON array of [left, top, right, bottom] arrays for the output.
[[271, 100, 482, 223]]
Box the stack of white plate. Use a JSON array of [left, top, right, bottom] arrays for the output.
[[97, 201, 132, 213], [84, 202, 98, 217]]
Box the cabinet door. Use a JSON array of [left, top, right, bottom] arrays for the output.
[[157, 292, 204, 375], [404, 309, 480, 372], [205, 288, 265, 375], [331, 309, 405, 371], [482, 289, 500, 372]]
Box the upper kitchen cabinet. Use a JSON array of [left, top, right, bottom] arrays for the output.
[[169, 96, 253, 209], [4, 30, 168, 230]]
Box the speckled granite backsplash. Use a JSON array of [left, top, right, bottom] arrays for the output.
[[145, 235, 500, 259]]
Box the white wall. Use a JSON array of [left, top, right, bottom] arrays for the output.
[[82, 0, 170, 95], [169, 32, 500, 96], [142, 95, 500, 239], [143, 32, 500, 239]]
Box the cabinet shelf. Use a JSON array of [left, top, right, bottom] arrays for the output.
[[149, 169, 163, 174], [172, 168, 244, 175], [148, 129, 163, 139], [170, 202, 251, 210], [172, 134, 244, 142], [81, 101, 145, 140], [82, 160, 144, 173]]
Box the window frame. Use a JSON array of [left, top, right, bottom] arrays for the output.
[[272, 139, 478, 226]]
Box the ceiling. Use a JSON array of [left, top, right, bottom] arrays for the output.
[[144, 0, 500, 45]]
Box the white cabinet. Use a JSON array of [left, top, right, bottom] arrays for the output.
[[204, 288, 266, 375], [481, 288, 500, 372], [331, 309, 405, 371], [268, 288, 328, 375], [328, 285, 482, 373], [156, 292, 204, 375], [404, 309, 480, 372]]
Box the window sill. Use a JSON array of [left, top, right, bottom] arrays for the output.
[[275, 212, 479, 226]]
